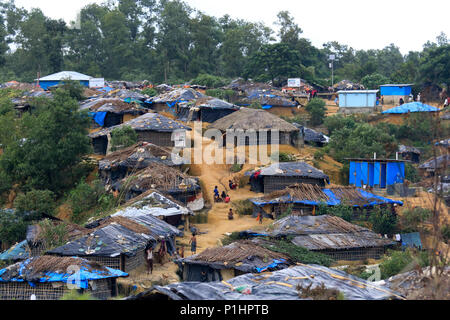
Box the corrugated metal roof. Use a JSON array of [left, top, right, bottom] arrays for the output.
[[259, 162, 329, 181], [37, 71, 92, 81], [337, 90, 379, 93]]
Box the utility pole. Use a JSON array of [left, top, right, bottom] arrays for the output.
[[328, 54, 338, 88]]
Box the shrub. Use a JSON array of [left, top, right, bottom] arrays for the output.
[[305, 98, 326, 126], [205, 89, 235, 102], [262, 239, 334, 267], [191, 74, 228, 88], [314, 149, 325, 160], [441, 224, 450, 243], [0, 210, 28, 246], [110, 126, 137, 151], [231, 199, 253, 216], [60, 290, 97, 300], [316, 203, 353, 222], [36, 219, 70, 250], [142, 87, 158, 97], [14, 189, 57, 218], [271, 152, 294, 162], [399, 207, 431, 233], [68, 180, 99, 223], [369, 207, 398, 235], [405, 163, 420, 183], [249, 101, 262, 109], [379, 249, 429, 279], [230, 163, 243, 173], [59, 80, 85, 101]]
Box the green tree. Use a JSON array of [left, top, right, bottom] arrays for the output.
[[305, 98, 326, 126], [361, 73, 390, 90], [14, 189, 57, 217], [0, 89, 91, 193], [0, 210, 28, 247]]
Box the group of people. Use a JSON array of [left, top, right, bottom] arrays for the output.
[[213, 185, 231, 203]]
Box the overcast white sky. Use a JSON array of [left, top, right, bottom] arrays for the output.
[[14, 0, 450, 54]]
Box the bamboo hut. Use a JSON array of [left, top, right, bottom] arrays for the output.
[[98, 142, 183, 186], [175, 240, 291, 282], [258, 215, 395, 261], [207, 108, 301, 147], [248, 162, 330, 194], [88, 113, 191, 155], [250, 183, 403, 218], [0, 255, 127, 300], [80, 98, 147, 128], [145, 88, 204, 114], [115, 162, 202, 207]]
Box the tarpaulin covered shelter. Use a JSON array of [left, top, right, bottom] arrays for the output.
[[80, 98, 147, 127], [250, 183, 403, 218], [0, 255, 127, 300], [177, 97, 240, 123], [347, 158, 406, 189], [250, 215, 395, 260], [89, 113, 191, 154], [98, 142, 183, 186], [207, 108, 301, 147], [36, 71, 92, 90], [126, 264, 403, 300], [0, 241, 30, 264], [400, 232, 422, 249], [382, 102, 440, 114], [248, 162, 330, 194], [175, 240, 291, 282]]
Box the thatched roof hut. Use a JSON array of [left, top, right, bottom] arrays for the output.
[[116, 162, 201, 205], [207, 108, 301, 147], [98, 142, 183, 185], [89, 113, 191, 154]]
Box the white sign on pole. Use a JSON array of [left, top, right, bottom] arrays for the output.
[[89, 78, 105, 88], [287, 78, 301, 88]]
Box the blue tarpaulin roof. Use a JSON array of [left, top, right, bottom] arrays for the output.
[[251, 187, 403, 207], [0, 241, 29, 261], [0, 256, 128, 289], [382, 102, 440, 114]]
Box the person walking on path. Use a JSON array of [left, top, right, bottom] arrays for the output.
[[228, 208, 234, 220], [189, 233, 197, 255], [145, 247, 153, 275]]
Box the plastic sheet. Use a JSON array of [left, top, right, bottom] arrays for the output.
[[129, 264, 403, 300]]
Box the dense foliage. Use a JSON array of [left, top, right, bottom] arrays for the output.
[[0, 1, 446, 91], [305, 98, 326, 126], [0, 89, 91, 194], [14, 189, 57, 217]]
